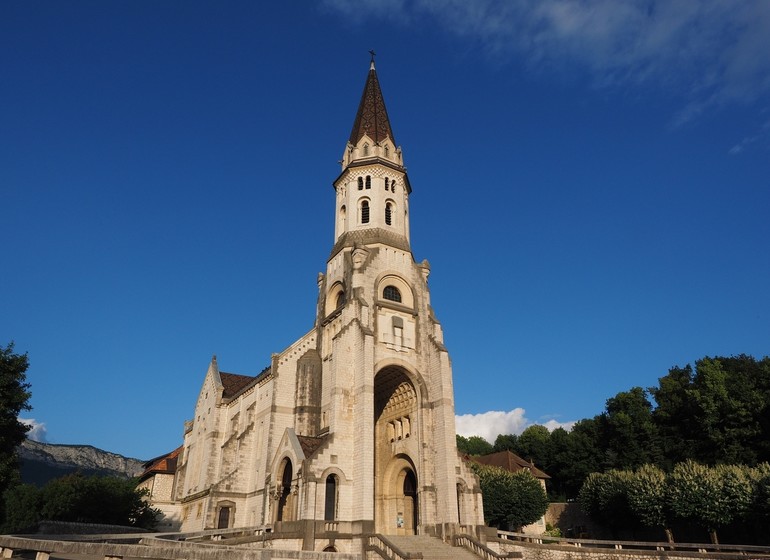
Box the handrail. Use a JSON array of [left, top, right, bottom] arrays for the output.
[[365, 534, 422, 560], [453, 534, 520, 559], [496, 530, 770, 556], [0, 533, 359, 560]]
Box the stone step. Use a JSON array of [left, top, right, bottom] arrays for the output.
[[385, 535, 481, 560]]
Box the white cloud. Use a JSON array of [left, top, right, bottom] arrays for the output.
[[455, 408, 575, 444], [19, 417, 48, 442], [325, 0, 770, 123]]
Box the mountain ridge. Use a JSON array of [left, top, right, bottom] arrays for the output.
[[19, 439, 146, 486]]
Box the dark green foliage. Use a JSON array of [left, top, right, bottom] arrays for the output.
[[456, 434, 493, 456], [599, 387, 662, 469], [0, 342, 32, 525], [576, 462, 768, 544], [2, 473, 159, 531], [578, 470, 633, 535], [493, 433, 518, 453], [486, 354, 770, 502], [626, 464, 673, 542], [2, 483, 41, 532], [470, 462, 548, 530]]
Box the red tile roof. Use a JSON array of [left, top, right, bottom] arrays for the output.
[[220, 371, 256, 399], [471, 450, 550, 479], [139, 446, 182, 481]]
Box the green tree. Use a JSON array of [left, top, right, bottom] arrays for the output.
[[37, 473, 159, 529], [556, 418, 603, 499], [650, 356, 770, 467], [470, 462, 548, 530], [649, 365, 698, 467], [667, 460, 752, 544], [578, 469, 633, 536], [1, 483, 41, 533], [626, 464, 674, 543], [456, 435, 493, 456], [690, 356, 769, 465], [599, 387, 661, 469], [0, 342, 32, 523], [493, 433, 518, 453], [752, 463, 770, 522], [517, 425, 551, 466]]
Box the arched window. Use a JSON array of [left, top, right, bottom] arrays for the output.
[[336, 290, 345, 308], [385, 178, 389, 191], [383, 285, 401, 303], [357, 177, 363, 190], [324, 475, 337, 521], [363, 143, 369, 156], [361, 200, 370, 224], [385, 145, 390, 157], [385, 202, 392, 226], [365, 175, 371, 189]]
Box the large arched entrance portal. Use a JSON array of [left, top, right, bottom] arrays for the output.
[[374, 366, 420, 534]]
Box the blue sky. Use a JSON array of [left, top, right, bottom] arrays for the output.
[[2, 1, 769, 460]]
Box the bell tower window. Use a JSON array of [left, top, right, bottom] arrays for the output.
[[358, 177, 363, 190], [383, 285, 401, 303], [385, 203, 392, 226], [361, 200, 370, 224], [365, 175, 371, 189]]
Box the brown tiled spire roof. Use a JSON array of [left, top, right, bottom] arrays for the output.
[[348, 59, 396, 146]]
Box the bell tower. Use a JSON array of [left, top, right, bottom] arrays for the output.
[[332, 57, 411, 251], [312, 57, 485, 537]]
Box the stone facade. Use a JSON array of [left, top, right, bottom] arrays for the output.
[[159, 60, 485, 545]]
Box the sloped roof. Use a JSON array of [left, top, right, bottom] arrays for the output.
[[296, 435, 325, 459], [348, 61, 395, 146], [220, 371, 257, 399], [472, 450, 550, 479], [139, 446, 182, 481]]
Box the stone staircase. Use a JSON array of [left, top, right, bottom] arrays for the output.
[[385, 535, 482, 559]]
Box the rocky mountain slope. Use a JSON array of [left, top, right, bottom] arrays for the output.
[[19, 439, 145, 486]]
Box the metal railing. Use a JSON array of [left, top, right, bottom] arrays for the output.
[[365, 535, 422, 560], [496, 530, 770, 556], [453, 534, 521, 559]]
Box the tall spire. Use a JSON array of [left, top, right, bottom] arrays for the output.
[[348, 55, 396, 146]]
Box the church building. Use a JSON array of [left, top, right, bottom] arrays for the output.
[[151, 59, 485, 551]]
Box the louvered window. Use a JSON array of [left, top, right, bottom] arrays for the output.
[[361, 201, 370, 224]]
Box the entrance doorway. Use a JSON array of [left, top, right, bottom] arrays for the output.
[[374, 366, 420, 534], [276, 458, 294, 522]]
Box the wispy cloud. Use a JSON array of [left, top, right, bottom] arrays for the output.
[[455, 408, 575, 444], [20, 417, 48, 442], [728, 117, 770, 155], [325, 0, 770, 125]]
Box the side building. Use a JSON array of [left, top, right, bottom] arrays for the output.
[[158, 59, 485, 551]]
